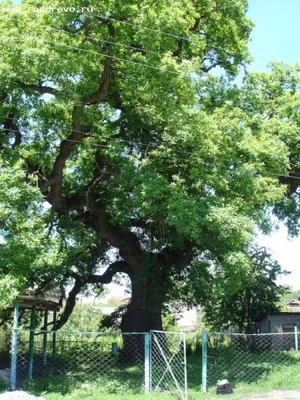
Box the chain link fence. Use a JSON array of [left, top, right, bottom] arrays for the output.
[[6, 328, 187, 399], [151, 330, 187, 400], [201, 331, 300, 392], [15, 330, 147, 389]]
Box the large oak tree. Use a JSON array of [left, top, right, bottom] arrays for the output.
[[0, 0, 299, 332]]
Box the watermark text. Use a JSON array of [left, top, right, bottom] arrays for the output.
[[2, 5, 96, 14]]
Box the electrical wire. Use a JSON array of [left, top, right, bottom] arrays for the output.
[[48, 26, 189, 63], [93, 12, 251, 59], [0, 4, 275, 64], [94, 13, 191, 42], [0, 127, 300, 182], [1, 116, 300, 166], [0, 35, 189, 78]]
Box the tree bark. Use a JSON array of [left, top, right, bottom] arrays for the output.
[[121, 279, 165, 333], [120, 269, 166, 363]]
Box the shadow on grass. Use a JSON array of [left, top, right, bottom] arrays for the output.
[[24, 366, 145, 396]]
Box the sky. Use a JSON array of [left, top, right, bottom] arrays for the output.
[[1, 0, 300, 291], [245, 0, 300, 289]]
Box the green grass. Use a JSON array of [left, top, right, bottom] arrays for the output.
[[17, 358, 300, 400], [188, 353, 300, 400], [23, 375, 174, 400], [2, 349, 300, 400]]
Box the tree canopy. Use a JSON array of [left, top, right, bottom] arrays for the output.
[[0, 0, 299, 331], [204, 247, 289, 333]]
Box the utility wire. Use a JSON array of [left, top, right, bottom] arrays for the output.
[[1, 127, 300, 182], [94, 13, 191, 42], [2, 116, 300, 167], [48, 26, 188, 63], [0, 28, 270, 82], [93, 13, 251, 60], [0, 3, 242, 53], [1, 118, 300, 164], [0, 35, 188, 77], [0, 5, 271, 63]]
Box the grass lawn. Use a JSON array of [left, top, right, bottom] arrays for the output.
[[1, 351, 300, 399], [18, 359, 300, 400]]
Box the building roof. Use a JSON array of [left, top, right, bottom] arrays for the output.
[[266, 312, 300, 316], [11, 295, 60, 311], [287, 299, 300, 308]]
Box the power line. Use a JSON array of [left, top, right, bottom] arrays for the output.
[[1, 118, 300, 164], [48, 26, 188, 64], [48, 24, 252, 69], [0, 125, 199, 156], [94, 13, 191, 42], [0, 35, 188, 77], [42, 21, 252, 63], [0, 3, 243, 55], [1, 127, 300, 182], [1, 31, 263, 86], [93, 13, 251, 60], [2, 116, 300, 167], [0, 5, 273, 64]]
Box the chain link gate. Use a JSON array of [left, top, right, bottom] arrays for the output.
[[150, 330, 188, 400]]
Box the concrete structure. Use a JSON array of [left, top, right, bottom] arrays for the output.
[[259, 312, 300, 334], [175, 307, 202, 331], [258, 312, 300, 350]]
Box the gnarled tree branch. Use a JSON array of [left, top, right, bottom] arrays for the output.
[[15, 80, 58, 96], [82, 56, 113, 105], [56, 260, 131, 329], [47, 104, 84, 210]]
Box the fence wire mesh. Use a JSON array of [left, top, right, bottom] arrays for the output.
[[16, 330, 146, 391], [150, 330, 187, 400], [206, 332, 300, 389]]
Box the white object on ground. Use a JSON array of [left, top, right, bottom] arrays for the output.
[[0, 391, 45, 400]]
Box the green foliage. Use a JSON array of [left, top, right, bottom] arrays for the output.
[[100, 305, 128, 330], [61, 304, 103, 332], [0, 378, 8, 394], [162, 312, 179, 332], [186, 331, 202, 355], [19, 350, 300, 400], [204, 247, 289, 332], [26, 374, 169, 399], [0, 0, 299, 330]]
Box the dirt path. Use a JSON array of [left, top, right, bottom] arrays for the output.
[[252, 391, 300, 400]]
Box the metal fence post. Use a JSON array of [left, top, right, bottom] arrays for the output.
[[11, 301, 19, 390], [183, 332, 188, 400], [144, 332, 151, 393], [52, 311, 57, 361], [28, 307, 36, 379], [43, 310, 48, 366], [295, 326, 298, 351], [202, 331, 208, 393]]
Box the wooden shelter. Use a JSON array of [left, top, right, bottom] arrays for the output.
[[10, 295, 60, 389]]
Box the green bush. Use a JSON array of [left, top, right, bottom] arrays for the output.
[[0, 378, 9, 393], [162, 313, 180, 332], [61, 304, 103, 332], [186, 331, 202, 355]]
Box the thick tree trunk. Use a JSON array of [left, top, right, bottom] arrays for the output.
[[121, 278, 165, 333], [120, 270, 167, 363]]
